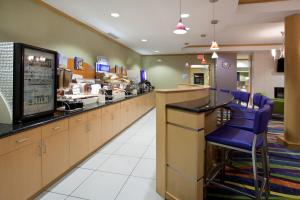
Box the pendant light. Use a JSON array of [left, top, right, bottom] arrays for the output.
[[212, 51, 218, 59], [174, 0, 187, 34], [210, 0, 219, 51]]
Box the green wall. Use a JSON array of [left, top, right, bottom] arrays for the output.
[[0, 0, 141, 70], [142, 54, 214, 89]]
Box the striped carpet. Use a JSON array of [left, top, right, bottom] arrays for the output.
[[207, 120, 300, 199]]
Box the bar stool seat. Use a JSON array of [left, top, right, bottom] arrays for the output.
[[225, 118, 254, 131], [206, 125, 263, 151]]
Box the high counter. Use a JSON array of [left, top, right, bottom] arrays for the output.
[[155, 86, 232, 200]]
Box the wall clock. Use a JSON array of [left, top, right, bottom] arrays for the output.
[[222, 61, 231, 69]]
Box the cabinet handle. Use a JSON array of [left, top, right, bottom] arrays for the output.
[[38, 141, 42, 157], [52, 126, 61, 131], [16, 138, 29, 144]]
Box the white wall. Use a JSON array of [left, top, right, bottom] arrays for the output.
[[252, 51, 284, 98]]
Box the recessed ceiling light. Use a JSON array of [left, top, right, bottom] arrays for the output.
[[141, 39, 148, 42], [157, 59, 163, 62], [111, 13, 120, 18], [154, 50, 160, 53], [181, 13, 190, 18]]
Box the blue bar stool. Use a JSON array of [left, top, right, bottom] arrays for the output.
[[204, 104, 271, 199]]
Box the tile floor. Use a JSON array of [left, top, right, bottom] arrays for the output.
[[35, 109, 163, 200]]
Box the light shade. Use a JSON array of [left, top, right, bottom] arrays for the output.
[[210, 41, 220, 50], [174, 19, 187, 34], [271, 49, 277, 59], [212, 51, 218, 59]]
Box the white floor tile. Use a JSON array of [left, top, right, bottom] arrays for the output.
[[114, 143, 149, 158], [66, 196, 87, 200], [126, 135, 154, 146], [115, 177, 163, 200], [48, 168, 93, 195], [79, 152, 110, 170], [98, 142, 122, 154], [34, 192, 67, 200], [71, 171, 128, 200], [143, 146, 156, 159], [98, 155, 139, 175], [132, 158, 156, 179]]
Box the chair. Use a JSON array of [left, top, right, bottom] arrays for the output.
[[231, 96, 272, 121], [205, 104, 271, 199]]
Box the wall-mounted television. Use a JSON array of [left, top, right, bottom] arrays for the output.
[[96, 62, 110, 72], [277, 57, 284, 73]]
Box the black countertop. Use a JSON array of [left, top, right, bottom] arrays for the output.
[[166, 91, 233, 113], [0, 92, 153, 139]]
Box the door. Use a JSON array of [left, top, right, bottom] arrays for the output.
[[69, 113, 89, 166], [41, 119, 69, 186], [102, 105, 114, 142], [0, 128, 42, 200], [88, 109, 102, 152]]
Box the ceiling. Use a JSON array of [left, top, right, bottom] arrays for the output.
[[42, 0, 300, 55]]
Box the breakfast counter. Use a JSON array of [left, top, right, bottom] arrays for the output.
[[0, 91, 154, 139], [0, 91, 155, 200]]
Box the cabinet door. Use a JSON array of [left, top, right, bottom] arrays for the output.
[[69, 113, 89, 166], [102, 105, 114, 142], [88, 109, 102, 152], [120, 101, 130, 130], [41, 119, 69, 186], [112, 103, 121, 135], [0, 128, 42, 200]]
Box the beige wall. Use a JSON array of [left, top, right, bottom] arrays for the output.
[[0, 0, 141, 71], [142, 54, 213, 89], [252, 51, 284, 98]]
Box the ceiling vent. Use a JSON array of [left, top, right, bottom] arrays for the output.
[[107, 33, 119, 40]]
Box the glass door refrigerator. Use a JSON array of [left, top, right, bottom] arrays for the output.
[[0, 42, 57, 124]]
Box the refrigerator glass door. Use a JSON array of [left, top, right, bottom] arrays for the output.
[[23, 47, 55, 117]]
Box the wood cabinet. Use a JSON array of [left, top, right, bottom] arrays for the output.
[[41, 119, 69, 186], [0, 128, 42, 200], [112, 103, 121, 135], [87, 109, 102, 153], [102, 105, 115, 142], [69, 113, 89, 166], [0, 92, 155, 200], [120, 101, 129, 130]]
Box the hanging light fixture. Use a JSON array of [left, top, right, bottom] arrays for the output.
[[212, 51, 218, 59], [210, 0, 220, 51], [174, 0, 187, 34], [271, 49, 277, 60]]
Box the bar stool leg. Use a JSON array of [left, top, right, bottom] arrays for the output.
[[203, 142, 208, 199], [263, 132, 271, 199], [252, 148, 260, 199], [261, 148, 269, 200]]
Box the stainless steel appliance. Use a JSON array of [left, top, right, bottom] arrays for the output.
[[0, 42, 57, 124]]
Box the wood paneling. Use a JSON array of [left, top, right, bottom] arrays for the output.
[[67, 59, 95, 79]]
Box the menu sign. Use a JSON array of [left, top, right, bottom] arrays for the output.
[[23, 48, 55, 116]]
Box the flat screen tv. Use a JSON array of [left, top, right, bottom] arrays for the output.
[[277, 57, 284, 73], [96, 62, 110, 72]]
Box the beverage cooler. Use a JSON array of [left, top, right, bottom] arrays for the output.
[[0, 42, 57, 124]]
